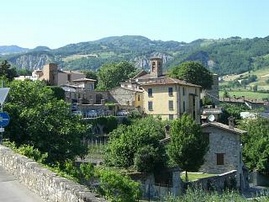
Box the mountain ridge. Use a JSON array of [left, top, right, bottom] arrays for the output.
[[1, 35, 269, 75]]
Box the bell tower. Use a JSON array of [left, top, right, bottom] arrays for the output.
[[150, 57, 163, 77]]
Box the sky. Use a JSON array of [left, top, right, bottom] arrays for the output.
[[1, 0, 269, 49]]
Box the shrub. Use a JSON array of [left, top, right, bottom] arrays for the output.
[[96, 168, 141, 202]]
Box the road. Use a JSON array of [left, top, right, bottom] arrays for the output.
[[0, 166, 44, 202]]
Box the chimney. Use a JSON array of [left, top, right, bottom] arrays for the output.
[[228, 116, 235, 129]]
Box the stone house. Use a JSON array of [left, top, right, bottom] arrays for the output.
[[108, 86, 143, 111], [200, 119, 247, 190], [33, 63, 86, 86]]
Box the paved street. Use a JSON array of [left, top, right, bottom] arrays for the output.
[[0, 166, 44, 202]]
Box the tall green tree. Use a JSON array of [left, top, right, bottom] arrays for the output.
[[105, 116, 167, 173], [4, 80, 89, 165], [239, 117, 269, 174], [0, 60, 17, 81], [167, 114, 208, 180], [97, 61, 137, 90], [169, 61, 213, 89]]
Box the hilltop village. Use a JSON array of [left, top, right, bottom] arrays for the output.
[[1, 57, 269, 201]]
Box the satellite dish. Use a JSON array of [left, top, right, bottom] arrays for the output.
[[208, 114, 215, 122]]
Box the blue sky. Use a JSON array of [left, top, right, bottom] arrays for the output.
[[1, 0, 268, 49]]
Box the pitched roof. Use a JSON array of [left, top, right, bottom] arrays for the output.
[[110, 86, 143, 93], [201, 122, 247, 135], [132, 70, 148, 79], [72, 78, 96, 82], [136, 75, 201, 88]]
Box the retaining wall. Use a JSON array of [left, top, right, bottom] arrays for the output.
[[0, 145, 106, 202], [188, 170, 237, 191]]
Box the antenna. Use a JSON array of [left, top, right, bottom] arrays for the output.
[[208, 114, 215, 122]]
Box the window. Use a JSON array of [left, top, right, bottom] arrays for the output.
[[183, 101, 186, 112], [169, 100, 173, 110], [169, 114, 174, 120], [168, 87, 173, 96], [216, 153, 224, 165], [148, 88, 153, 97], [148, 101, 153, 111], [137, 95, 141, 101], [183, 87, 186, 96]]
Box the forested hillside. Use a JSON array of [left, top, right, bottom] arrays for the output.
[[1, 35, 269, 75]]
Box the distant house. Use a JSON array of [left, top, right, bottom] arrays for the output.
[[33, 63, 86, 86], [109, 86, 143, 110], [200, 119, 248, 190], [201, 106, 223, 123], [61, 78, 110, 106]]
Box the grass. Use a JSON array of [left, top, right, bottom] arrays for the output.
[[62, 54, 98, 62], [219, 90, 269, 100], [180, 171, 217, 182]]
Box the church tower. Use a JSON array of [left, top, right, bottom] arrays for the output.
[[150, 57, 163, 77]]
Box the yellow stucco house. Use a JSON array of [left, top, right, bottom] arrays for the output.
[[134, 57, 202, 122]]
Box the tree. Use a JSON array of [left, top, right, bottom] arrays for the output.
[[4, 80, 89, 165], [218, 103, 248, 125], [169, 61, 213, 89], [0, 60, 17, 81], [97, 61, 137, 90], [105, 116, 167, 173], [239, 117, 269, 174], [167, 114, 208, 180], [17, 68, 32, 76]]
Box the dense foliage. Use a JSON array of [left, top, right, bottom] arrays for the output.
[[218, 103, 249, 125], [164, 188, 247, 202], [0, 60, 17, 81], [96, 168, 142, 202], [96, 61, 137, 90], [105, 116, 167, 173], [4, 80, 89, 165], [169, 61, 213, 89], [239, 117, 269, 174], [167, 114, 208, 176]]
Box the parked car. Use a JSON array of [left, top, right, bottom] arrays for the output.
[[96, 109, 105, 116], [72, 110, 82, 116], [86, 110, 98, 118], [71, 103, 78, 111], [116, 110, 129, 116]]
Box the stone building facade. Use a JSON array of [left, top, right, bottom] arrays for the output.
[[109, 86, 143, 110], [200, 121, 247, 189], [33, 63, 85, 86]]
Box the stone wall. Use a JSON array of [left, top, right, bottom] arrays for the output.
[[0, 145, 106, 202], [188, 170, 237, 192]]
